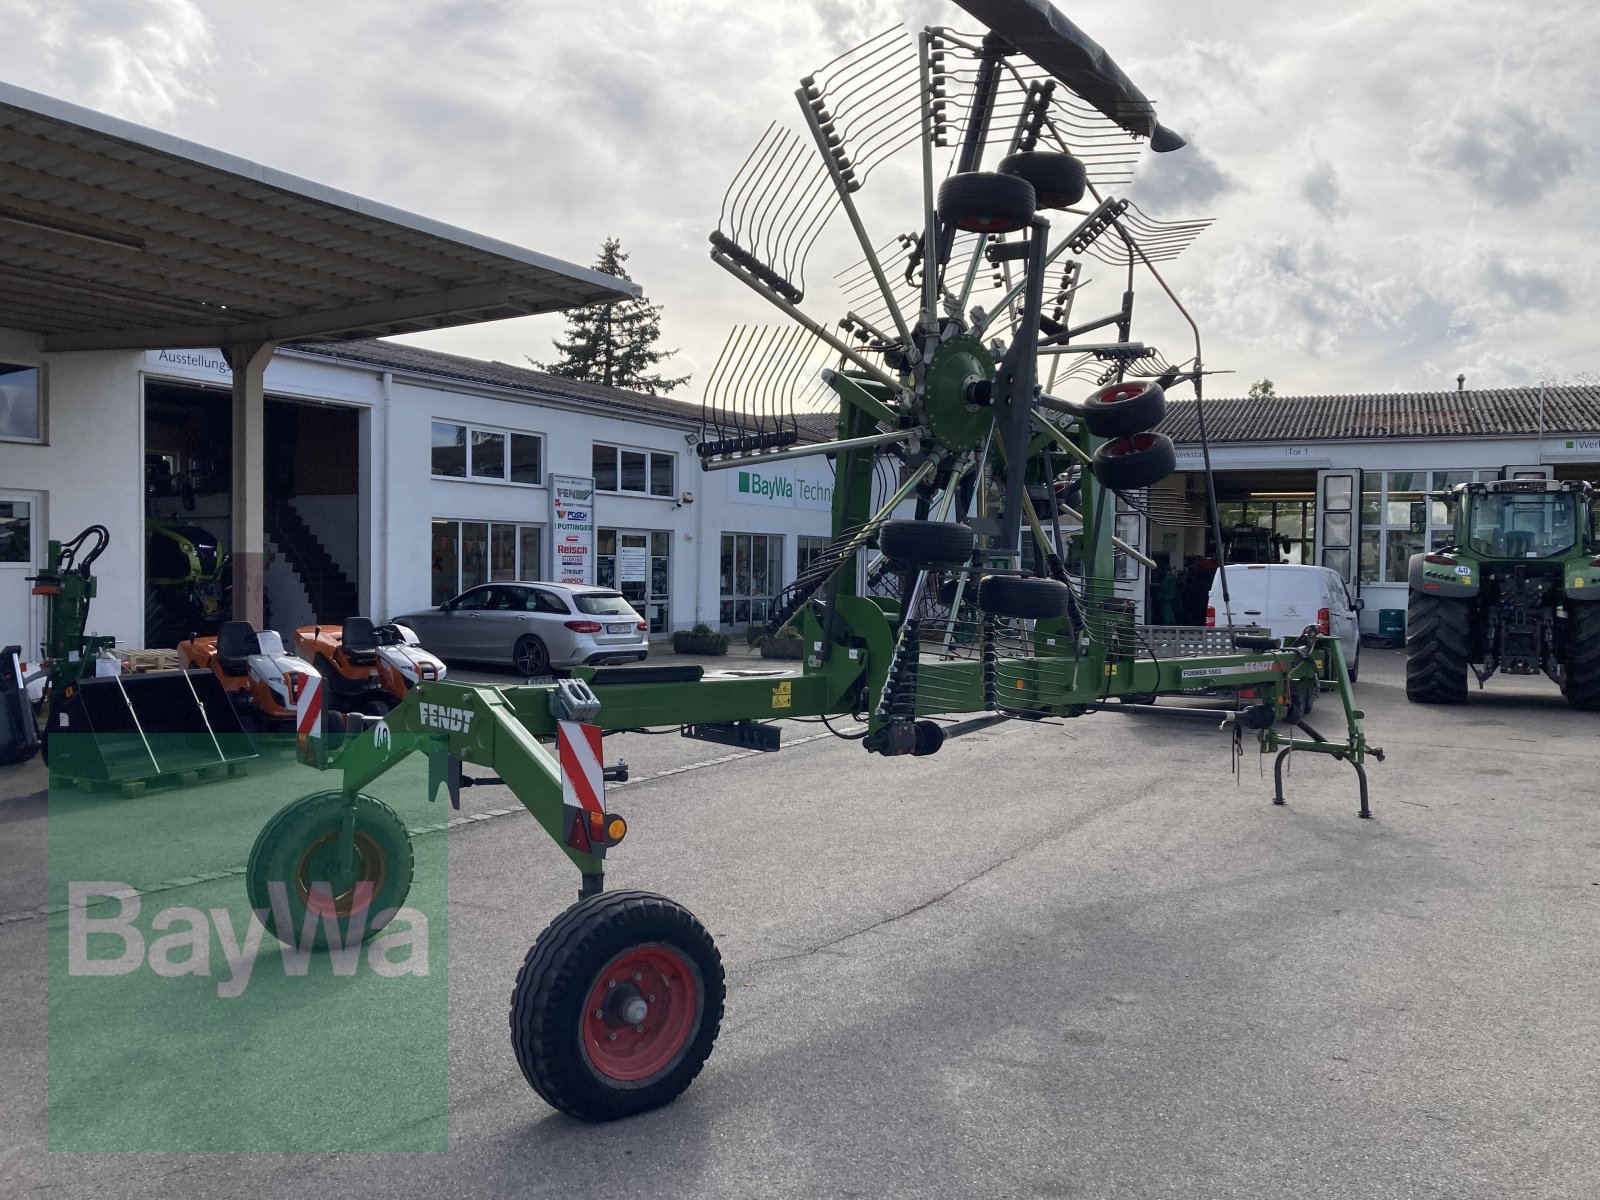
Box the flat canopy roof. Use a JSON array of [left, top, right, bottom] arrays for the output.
[[0, 81, 638, 354]]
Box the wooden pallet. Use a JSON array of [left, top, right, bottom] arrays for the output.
[[58, 759, 249, 799], [115, 648, 183, 673]]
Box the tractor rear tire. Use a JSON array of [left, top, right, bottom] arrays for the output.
[[510, 890, 725, 1122], [978, 575, 1072, 621], [246, 791, 414, 951], [937, 171, 1036, 234], [1080, 381, 1167, 439], [1564, 604, 1600, 710], [1404, 593, 1470, 703], [879, 520, 975, 569]]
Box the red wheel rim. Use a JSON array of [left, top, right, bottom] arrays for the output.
[[1092, 382, 1146, 407], [581, 944, 700, 1082], [295, 829, 387, 920], [1105, 432, 1158, 457]]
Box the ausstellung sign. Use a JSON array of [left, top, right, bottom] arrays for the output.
[[727, 463, 834, 511], [144, 349, 233, 379], [549, 475, 596, 587]]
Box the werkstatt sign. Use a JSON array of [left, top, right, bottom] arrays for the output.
[[727, 464, 834, 511], [549, 474, 596, 586]]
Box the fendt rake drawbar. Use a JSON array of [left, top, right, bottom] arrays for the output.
[[244, 0, 1382, 1122]]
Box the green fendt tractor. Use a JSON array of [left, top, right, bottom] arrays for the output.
[[1406, 478, 1600, 707]]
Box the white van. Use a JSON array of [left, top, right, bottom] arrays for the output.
[[1205, 564, 1362, 681]]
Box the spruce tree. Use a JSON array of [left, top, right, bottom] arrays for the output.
[[533, 238, 690, 395]]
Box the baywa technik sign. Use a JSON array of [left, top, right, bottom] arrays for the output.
[[728, 464, 834, 511], [550, 474, 596, 586]]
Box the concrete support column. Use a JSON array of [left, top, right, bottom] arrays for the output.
[[224, 341, 276, 629]]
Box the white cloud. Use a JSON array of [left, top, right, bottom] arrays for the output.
[[1, 0, 215, 124], [1, 0, 1595, 397]]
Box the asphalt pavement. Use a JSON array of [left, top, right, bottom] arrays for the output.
[[3, 647, 1598, 1198]]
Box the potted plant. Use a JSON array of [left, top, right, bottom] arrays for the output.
[[672, 622, 729, 656], [759, 625, 806, 660]]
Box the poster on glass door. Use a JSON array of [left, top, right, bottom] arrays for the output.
[[549, 474, 595, 586]]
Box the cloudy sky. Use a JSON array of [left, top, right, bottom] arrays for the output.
[[2, 0, 1594, 399]]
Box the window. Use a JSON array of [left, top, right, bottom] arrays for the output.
[[432, 420, 543, 486], [797, 535, 829, 578], [0, 499, 30, 562], [719, 533, 783, 627], [1215, 498, 1315, 565], [1359, 470, 1491, 583], [431, 519, 544, 603], [0, 363, 43, 442], [530, 588, 570, 614], [593, 443, 675, 497], [470, 429, 506, 480]]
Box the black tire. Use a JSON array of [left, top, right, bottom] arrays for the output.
[[510, 890, 725, 1122], [246, 791, 414, 951], [513, 635, 551, 677], [1564, 604, 1600, 710], [1080, 381, 1167, 439], [879, 520, 975, 569], [937, 171, 1036, 234], [0, 738, 37, 766], [1090, 432, 1176, 491], [978, 575, 1072, 620], [1404, 593, 1470, 704], [998, 151, 1087, 209], [1348, 644, 1360, 684], [361, 698, 394, 717]]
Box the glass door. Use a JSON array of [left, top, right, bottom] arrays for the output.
[[598, 529, 671, 633]]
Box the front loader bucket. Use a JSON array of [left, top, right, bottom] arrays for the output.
[[51, 669, 254, 784]]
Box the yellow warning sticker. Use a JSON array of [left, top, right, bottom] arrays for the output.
[[772, 680, 792, 709]]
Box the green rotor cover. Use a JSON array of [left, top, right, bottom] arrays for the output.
[[921, 333, 995, 451]]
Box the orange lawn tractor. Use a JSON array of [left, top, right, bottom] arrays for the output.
[[179, 620, 319, 730], [293, 617, 445, 717]]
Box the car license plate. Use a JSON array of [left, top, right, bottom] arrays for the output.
[[606, 622, 634, 634]]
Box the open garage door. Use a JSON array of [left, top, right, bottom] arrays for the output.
[[1315, 469, 1360, 591]]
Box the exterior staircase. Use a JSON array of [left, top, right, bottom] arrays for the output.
[[265, 494, 359, 623]]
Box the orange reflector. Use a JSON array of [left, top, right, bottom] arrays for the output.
[[588, 809, 605, 835], [606, 816, 627, 844], [1015, 679, 1025, 689]]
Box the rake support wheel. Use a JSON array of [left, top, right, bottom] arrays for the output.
[[879, 519, 976, 569], [978, 575, 1072, 621], [937, 171, 1036, 234], [511, 890, 725, 1122], [998, 151, 1087, 209], [246, 791, 414, 951], [1090, 432, 1177, 491], [1080, 381, 1167, 439]]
